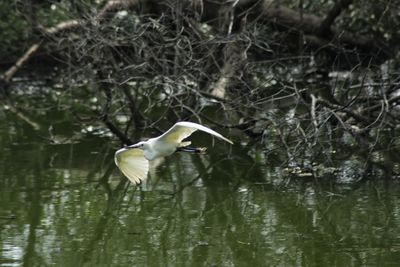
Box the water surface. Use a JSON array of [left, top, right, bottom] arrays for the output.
[[1, 98, 400, 267]]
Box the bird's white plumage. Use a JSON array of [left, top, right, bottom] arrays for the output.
[[158, 121, 233, 145], [115, 121, 233, 184], [114, 147, 149, 184]]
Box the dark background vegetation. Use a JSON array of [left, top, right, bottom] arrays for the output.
[[1, 0, 400, 182]]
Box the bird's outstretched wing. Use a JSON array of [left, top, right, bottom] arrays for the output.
[[114, 147, 149, 184], [158, 121, 233, 145]]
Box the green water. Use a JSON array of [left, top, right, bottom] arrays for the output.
[[1, 103, 400, 267]]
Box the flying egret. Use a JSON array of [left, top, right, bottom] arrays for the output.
[[114, 121, 233, 184]]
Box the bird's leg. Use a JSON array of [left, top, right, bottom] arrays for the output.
[[176, 146, 207, 154], [177, 141, 207, 153]]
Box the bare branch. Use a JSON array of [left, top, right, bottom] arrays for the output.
[[319, 0, 353, 36]]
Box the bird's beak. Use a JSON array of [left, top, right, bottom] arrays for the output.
[[127, 143, 142, 149]]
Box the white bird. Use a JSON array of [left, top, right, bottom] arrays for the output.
[[114, 121, 233, 184]]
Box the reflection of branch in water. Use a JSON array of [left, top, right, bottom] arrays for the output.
[[169, 157, 231, 196], [2, 100, 41, 130], [80, 170, 132, 266], [96, 161, 117, 188], [21, 159, 44, 266], [86, 145, 115, 183]]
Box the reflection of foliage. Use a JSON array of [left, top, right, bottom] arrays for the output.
[[1, 102, 400, 265]]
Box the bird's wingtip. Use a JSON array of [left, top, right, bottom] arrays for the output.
[[225, 138, 234, 145]]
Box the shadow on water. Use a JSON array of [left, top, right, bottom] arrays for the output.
[[1, 89, 400, 266]]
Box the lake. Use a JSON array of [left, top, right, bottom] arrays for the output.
[[1, 85, 400, 267]]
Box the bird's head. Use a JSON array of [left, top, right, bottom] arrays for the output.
[[127, 141, 149, 150], [128, 141, 147, 150]]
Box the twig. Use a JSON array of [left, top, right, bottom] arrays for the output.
[[361, 94, 400, 114], [121, 86, 146, 129], [310, 93, 318, 128], [316, 97, 370, 125], [100, 84, 133, 145]]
